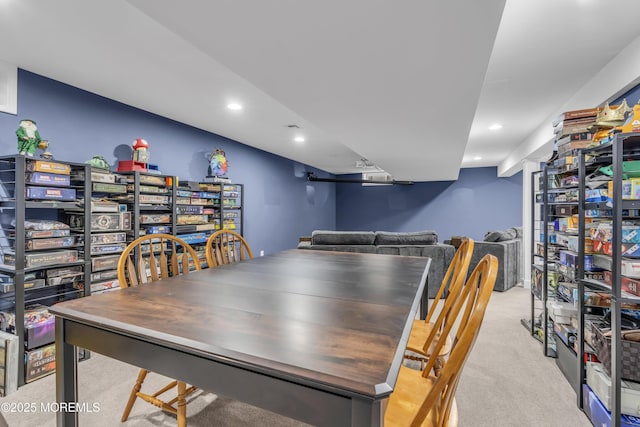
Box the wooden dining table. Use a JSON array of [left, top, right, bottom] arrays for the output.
[[51, 249, 430, 426]]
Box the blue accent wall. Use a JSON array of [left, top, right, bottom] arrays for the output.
[[0, 70, 336, 254], [335, 168, 523, 241], [0, 70, 525, 249]]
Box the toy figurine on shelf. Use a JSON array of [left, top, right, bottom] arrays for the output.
[[204, 148, 230, 183], [37, 140, 53, 160], [85, 155, 110, 170], [16, 119, 43, 157], [132, 138, 149, 163], [207, 148, 228, 176]]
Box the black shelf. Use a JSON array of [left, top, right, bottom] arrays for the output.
[[0, 155, 92, 387]]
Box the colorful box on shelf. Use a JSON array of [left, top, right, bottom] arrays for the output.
[[608, 179, 640, 200], [591, 223, 640, 244], [621, 258, 640, 279], [116, 160, 147, 172], [583, 384, 640, 427], [26, 236, 76, 250], [90, 269, 117, 283], [139, 214, 171, 224], [565, 235, 593, 253], [554, 322, 577, 347], [91, 254, 120, 272], [585, 189, 610, 203], [593, 240, 640, 257], [0, 304, 55, 350], [138, 194, 169, 204], [540, 232, 557, 244], [556, 205, 578, 216], [177, 232, 208, 245], [46, 266, 83, 286], [546, 300, 577, 324], [92, 182, 127, 194], [557, 282, 578, 304], [176, 205, 204, 215], [558, 250, 599, 271], [0, 278, 45, 293], [25, 343, 56, 383], [26, 186, 76, 201], [587, 362, 640, 417], [142, 225, 172, 234], [622, 276, 640, 297], [26, 172, 70, 186], [26, 160, 70, 175], [68, 212, 131, 232], [90, 243, 126, 255], [90, 170, 117, 184], [2, 250, 78, 268]]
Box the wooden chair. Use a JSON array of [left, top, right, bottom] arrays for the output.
[[118, 234, 202, 427], [385, 254, 498, 427], [205, 229, 253, 268], [404, 238, 474, 368]]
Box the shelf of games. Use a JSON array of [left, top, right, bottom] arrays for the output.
[[174, 181, 243, 267], [576, 133, 640, 427], [0, 155, 91, 391], [0, 158, 245, 392]]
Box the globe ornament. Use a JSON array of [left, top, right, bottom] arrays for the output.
[[207, 149, 228, 177]]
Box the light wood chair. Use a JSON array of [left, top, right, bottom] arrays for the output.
[[118, 234, 202, 427], [385, 254, 498, 427], [205, 229, 253, 268], [404, 238, 475, 369]]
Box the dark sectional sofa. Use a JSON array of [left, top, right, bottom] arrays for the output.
[[448, 227, 523, 292], [297, 230, 455, 319]]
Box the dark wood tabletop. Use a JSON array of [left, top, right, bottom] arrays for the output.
[[51, 249, 429, 408]]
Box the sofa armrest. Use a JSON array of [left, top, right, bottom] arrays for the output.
[[471, 240, 520, 291], [420, 244, 455, 299]]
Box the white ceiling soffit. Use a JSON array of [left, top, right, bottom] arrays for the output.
[[0, 0, 363, 175], [473, 0, 640, 177], [127, 0, 506, 182]]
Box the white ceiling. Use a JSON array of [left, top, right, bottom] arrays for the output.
[[1, 0, 640, 181]]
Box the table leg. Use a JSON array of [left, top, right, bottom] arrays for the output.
[[351, 397, 384, 427], [55, 318, 78, 426]]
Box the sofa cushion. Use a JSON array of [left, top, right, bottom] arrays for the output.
[[484, 229, 517, 242], [376, 245, 425, 257], [304, 244, 377, 253], [374, 231, 438, 246], [311, 230, 376, 245]]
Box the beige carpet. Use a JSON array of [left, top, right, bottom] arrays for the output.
[[0, 286, 590, 426]]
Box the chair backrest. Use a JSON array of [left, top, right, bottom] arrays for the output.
[[117, 234, 202, 288], [413, 254, 498, 427], [419, 239, 474, 358], [425, 238, 474, 324], [205, 230, 253, 268]]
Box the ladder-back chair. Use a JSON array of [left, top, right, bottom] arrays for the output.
[[405, 238, 475, 369], [118, 234, 202, 427], [385, 254, 498, 427], [205, 229, 253, 268]]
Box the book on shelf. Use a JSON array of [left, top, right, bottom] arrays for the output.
[[554, 120, 595, 138], [552, 107, 599, 127]]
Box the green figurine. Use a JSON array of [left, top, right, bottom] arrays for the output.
[[16, 119, 42, 157], [85, 155, 110, 170]]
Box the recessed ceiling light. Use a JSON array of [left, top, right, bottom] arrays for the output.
[[294, 136, 305, 143], [227, 103, 243, 111], [488, 123, 503, 131], [473, 156, 482, 161]]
